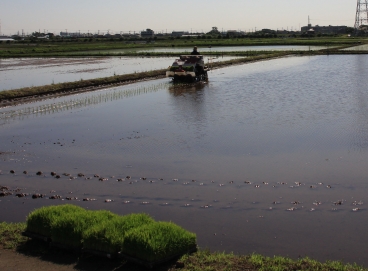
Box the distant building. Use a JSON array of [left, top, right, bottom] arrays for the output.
[[171, 31, 189, 37], [301, 24, 348, 34], [141, 29, 154, 38]]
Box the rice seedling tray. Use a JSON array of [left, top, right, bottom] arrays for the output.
[[22, 231, 50, 242], [118, 245, 197, 269], [82, 248, 118, 259], [49, 241, 82, 254]]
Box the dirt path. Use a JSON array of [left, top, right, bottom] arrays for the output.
[[1, 248, 75, 271], [0, 246, 177, 271]]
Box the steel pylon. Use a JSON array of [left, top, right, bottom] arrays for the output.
[[355, 0, 368, 30]]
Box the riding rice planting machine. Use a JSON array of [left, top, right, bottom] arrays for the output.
[[166, 55, 210, 82]]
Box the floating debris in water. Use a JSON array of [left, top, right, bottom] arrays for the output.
[[334, 200, 344, 205], [0, 191, 12, 197], [16, 193, 28, 198], [99, 177, 108, 182], [49, 195, 62, 200], [83, 198, 96, 201], [32, 194, 45, 199]]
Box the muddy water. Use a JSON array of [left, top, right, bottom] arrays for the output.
[[0, 56, 238, 91], [70, 45, 328, 55], [343, 44, 368, 51], [1, 55, 368, 265]]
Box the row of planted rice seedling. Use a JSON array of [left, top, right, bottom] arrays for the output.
[[25, 204, 196, 264]]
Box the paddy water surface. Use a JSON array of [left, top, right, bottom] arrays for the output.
[[1, 55, 368, 265]]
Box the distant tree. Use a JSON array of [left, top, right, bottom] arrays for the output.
[[346, 27, 355, 34]]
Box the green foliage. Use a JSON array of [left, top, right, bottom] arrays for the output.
[[83, 213, 154, 254], [122, 221, 197, 262], [178, 251, 367, 271], [50, 209, 117, 247], [0, 222, 27, 249], [26, 204, 85, 237]]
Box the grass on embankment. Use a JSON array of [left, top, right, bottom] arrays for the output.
[[0, 69, 166, 102], [0, 36, 364, 57], [0, 221, 366, 271]]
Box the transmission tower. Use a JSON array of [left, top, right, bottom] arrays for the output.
[[354, 0, 368, 31]]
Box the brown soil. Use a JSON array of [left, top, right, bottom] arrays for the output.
[[0, 245, 178, 271]]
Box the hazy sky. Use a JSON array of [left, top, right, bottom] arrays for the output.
[[1, 0, 356, 35]]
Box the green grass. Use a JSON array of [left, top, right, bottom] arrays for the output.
[[0, 222, 27, 249], [0, 221, 367, 271], [83, 213, 155, 254], [26, 204, 85, 237], [122, 221, 197, 262], [50, 209, 117, 248], [0, 36, 365, 57], [178, 250, 367, 271]]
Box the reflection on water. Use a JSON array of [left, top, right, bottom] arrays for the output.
[[1, 55, 368, 265], [0, 82, 168, 123], [342, 44, 368, 51], [0, 56, 238, 91]]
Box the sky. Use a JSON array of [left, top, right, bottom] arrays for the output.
[[1, 0, 356, 35]]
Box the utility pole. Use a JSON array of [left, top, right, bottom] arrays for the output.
[[355, 0, 368, 34]]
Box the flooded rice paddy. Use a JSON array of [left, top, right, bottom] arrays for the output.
[[343, 44, 368, 51], [70, 45, 328, 55], [0, 56, 238, 91], [1, 55, 368, 265]]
